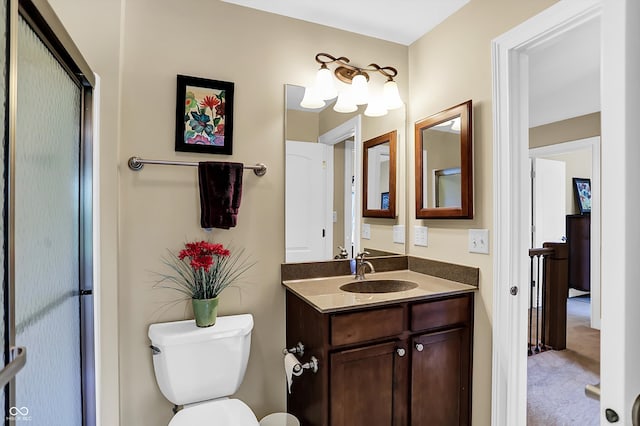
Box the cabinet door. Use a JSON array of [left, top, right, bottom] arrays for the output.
[[411, 328, 470, 426], [330, 341, 408, 426]]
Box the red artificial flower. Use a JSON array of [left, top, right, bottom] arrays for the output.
[[200, 95, 220, 111], [178, 241, 230, 272], [190, 255, 214, 272]]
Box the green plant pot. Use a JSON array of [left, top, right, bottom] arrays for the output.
[[192, 297, 219, 327]]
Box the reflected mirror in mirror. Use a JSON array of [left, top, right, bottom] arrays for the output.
[[284, 84, 406, 262], [363, 131, 396, 218], [415, 100, 473, 219]]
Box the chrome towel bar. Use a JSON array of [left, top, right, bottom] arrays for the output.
[[128, 156, 267, 176]]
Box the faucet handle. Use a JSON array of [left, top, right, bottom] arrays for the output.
[[356, 251, 370, 260]]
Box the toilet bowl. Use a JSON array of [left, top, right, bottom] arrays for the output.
[[149, 314, 259, 425]]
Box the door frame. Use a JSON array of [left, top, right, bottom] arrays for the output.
[[490, 0, 602, 424], [529, 136, 601, 329], [319, 115, 362, 256]]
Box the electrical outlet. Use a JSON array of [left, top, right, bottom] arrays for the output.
[[414, 226, 428, 247], [362, 223, 371, 240], [468, 229, 489, 254], [393, 225, 405, 244]]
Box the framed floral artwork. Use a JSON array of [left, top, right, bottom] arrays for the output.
[[572, 177, 591, 214], [175, 74, 234, 155]]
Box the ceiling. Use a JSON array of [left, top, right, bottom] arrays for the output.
[[528, 17, 601, 127], [220, 0, 469, 46]]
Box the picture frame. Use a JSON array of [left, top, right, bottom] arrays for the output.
[[381, 192, 390, 210], [175, 74, 234, 155], [572, 177, 591, 214]]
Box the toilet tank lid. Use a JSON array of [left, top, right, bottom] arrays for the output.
[[149, 314, 253, 347]]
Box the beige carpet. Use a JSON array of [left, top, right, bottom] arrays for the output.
[[527, 296, 600, 425]]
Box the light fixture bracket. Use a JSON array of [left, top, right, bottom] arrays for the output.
[[334, 66, 369, 84], [315, 52, 398, 83]]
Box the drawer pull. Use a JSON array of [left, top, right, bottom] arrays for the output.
[[415, 343, 424, 352], [396, 348, 406, 357]]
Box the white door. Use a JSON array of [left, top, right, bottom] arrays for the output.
[[532, 158, 566, 247], [601, 0, 640, 422], [285, 141, 329, 262]]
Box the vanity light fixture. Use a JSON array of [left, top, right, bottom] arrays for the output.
[[301, 53, 404, 117]]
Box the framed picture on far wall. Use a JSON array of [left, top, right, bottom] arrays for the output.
[[175, 74, 234, 155], [381, 192, 390, 210], [572, 177, 591, 214]]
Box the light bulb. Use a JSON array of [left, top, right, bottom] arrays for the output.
[[351, 74, 369, 105], [383, 80, 403, 110], [300, 86, 325, 109], [364, 96, 388, 117], [315, 67, 338, 100], [333, 90, 357, 113]]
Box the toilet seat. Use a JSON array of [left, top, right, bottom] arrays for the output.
[[169, 398, 259, 426]]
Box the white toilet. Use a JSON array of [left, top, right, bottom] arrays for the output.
[[148, 313, 259, 425]]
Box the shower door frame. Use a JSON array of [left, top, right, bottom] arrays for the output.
[[4, 0, 95, 424]]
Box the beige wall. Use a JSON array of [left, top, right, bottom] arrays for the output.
[[50, 0, 407, 424], [407, 0, 557, 424], [530, 112, 601, 148], [285, 109, 319, 142]]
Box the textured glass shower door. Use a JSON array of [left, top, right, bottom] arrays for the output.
[[13, 15, 82, 425]]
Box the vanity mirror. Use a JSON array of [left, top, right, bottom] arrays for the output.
[[363, 131, 396, 218], [415, 100, 473, 219], [285, 84, 406, 262]]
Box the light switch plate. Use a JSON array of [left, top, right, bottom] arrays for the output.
[[414, 226, 428, 247], [393, 225, 405, 244], [468, 229, 489, 254], [362, 223, 371, 240], [332, 211, 338, 223]]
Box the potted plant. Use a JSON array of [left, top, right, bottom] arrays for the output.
[[156, 240, 255, 327]]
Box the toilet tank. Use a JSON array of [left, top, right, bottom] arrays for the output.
[[148, 314, 253, 406]]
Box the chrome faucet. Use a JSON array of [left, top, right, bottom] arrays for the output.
[[354, 251, 375, 280], [334, 246, 349, 259]]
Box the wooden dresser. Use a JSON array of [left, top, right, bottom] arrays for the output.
[[566, 214, 590, 292]]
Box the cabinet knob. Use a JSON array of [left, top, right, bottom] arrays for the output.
[[396, 348, 406, 357], [415, 343, 424, 352]]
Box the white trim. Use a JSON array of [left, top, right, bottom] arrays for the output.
[[92, 73, 102, 426], [529, 136, 601, 330], [323, 144, 334, 260], [319, 115, 362, 254], [491, 1, 602, 425], [344, 140, 355, 257]]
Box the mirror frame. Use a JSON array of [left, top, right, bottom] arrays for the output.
[[363, 130, 397, 218], [415, 100, 473, 219]]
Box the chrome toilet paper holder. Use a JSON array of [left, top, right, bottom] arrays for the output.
[[283, 342, 305, 356], [293, 356, 319, 374]]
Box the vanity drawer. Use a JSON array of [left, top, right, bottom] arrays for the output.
[[411, 295, 470, 332], [331, 306, 404, 346]]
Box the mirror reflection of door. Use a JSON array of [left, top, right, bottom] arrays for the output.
[[435, 167, 461, 207], [422, 117, 462, 209]]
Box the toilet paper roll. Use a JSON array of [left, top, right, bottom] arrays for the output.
[[284, 353, 303, 394]]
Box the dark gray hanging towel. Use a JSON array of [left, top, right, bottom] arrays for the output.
[[198, 162, 244, 229]]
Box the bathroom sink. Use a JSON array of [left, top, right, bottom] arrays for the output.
[[339, 279, 418, 294]]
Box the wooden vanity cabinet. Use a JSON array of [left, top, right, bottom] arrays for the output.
[[285, 291, 474, 426]]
